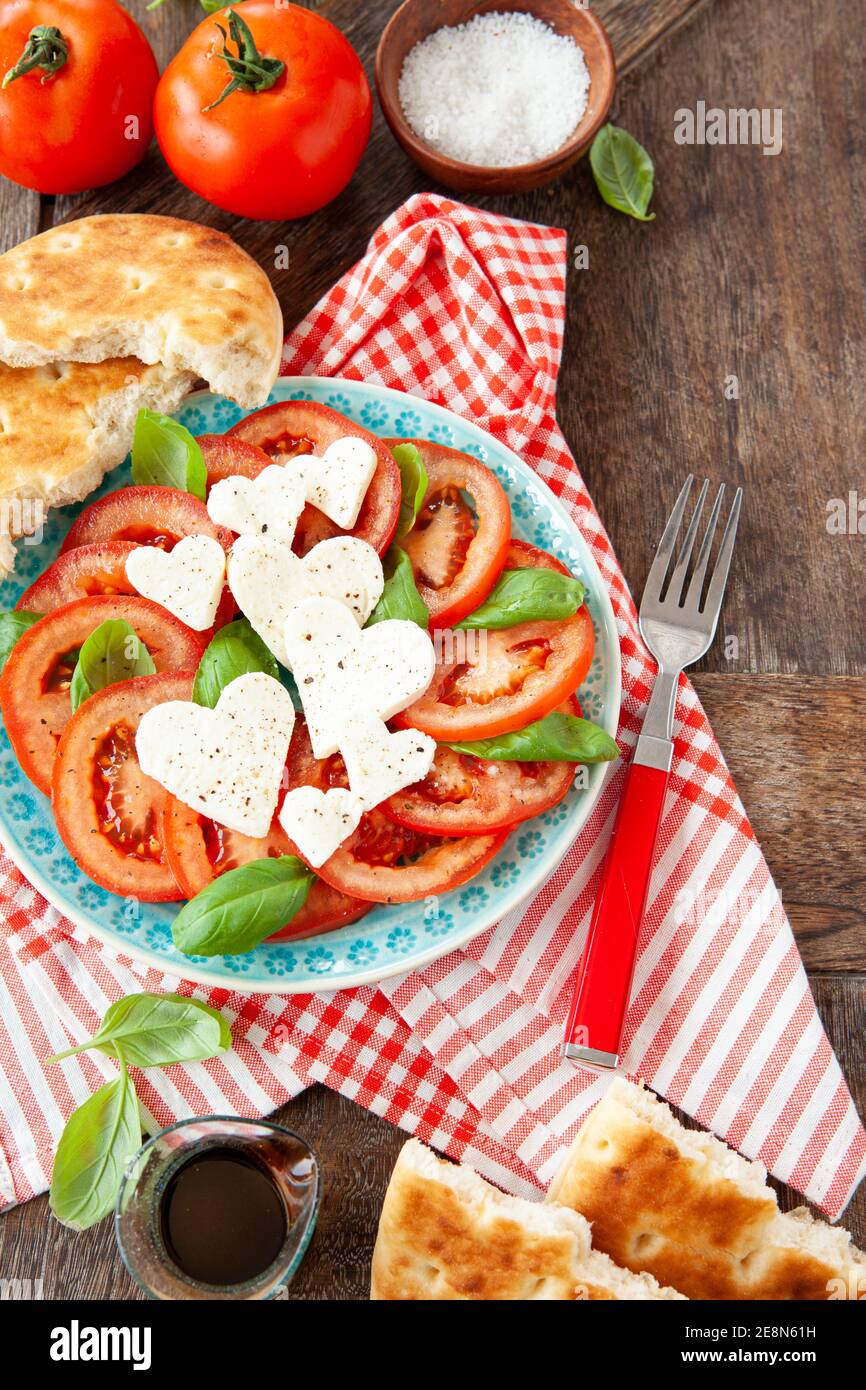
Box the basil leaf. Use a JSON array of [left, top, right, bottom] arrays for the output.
[[366, 546, 428, 629], [392, 442, 428, 539], [0, 609, 41, 673], [45, 992, 231, 1069], [200, 0, 223, 10], [49, 1059, 141, 1230], [69, 619, 156, 712], [131, 408, 207, 500], [590, 124, 656, 223], [193, 618, 280, 708], [457, 568, 585, 630], [173, 856, 314, 957], [447, 713, 620, 763]]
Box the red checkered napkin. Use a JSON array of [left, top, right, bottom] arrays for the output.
[[1, 194, 863, 1221]]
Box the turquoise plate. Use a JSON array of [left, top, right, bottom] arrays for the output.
[[0, 378, 621, 993]]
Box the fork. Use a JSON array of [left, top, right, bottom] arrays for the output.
[[563, 476, 743, 1070]]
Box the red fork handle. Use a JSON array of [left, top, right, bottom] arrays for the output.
[[563, 751, 670, 1068]]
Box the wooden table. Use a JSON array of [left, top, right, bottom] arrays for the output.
[[0, 0, 862, 1300]]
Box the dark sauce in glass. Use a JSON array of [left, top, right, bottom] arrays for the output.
[[159, 1146, 288, 1287]]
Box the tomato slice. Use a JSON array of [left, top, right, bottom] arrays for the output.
[[398, 540, 595, 742], [0, 595, 204, 795], [281, 717, 507, 903], [386, 439, 511, 628], [382, 697, 580, 836], [198, 434, 272, 493], [229, 401, 400, 556], [17, 541, 142, 613], [313, 809, 507, 904], [60, 486, 232, 554], [162, 794, 371, 939], [52, 673, 191, 902]]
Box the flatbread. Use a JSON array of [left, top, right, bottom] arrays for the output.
[[0, 216, 282, 409], [370, 1138, 685, 1300], [0, 358, 194, 578], [547, 1078, 866, 1300]]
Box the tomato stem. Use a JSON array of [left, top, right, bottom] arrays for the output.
[[2, 25, 68, 89], [203, 9, 285, 112]]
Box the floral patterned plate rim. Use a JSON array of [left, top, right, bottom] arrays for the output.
[[0, 377, 621, 994]]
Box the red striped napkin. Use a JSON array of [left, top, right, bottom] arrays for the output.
[[0, 194, 863, 1221]]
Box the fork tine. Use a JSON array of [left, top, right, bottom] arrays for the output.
[[702, 487, 743, 626], [665, 478, 709, 605], [684, 483, 725, 611], [644, 475, 694, 600]]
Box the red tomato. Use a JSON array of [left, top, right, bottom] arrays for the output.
[[52, 673, 191, 901], [162, 794, 370, 938], [59, 487, 236, 627], [197, 434, 271, 493], [61, 486, 231, 554], [280, 716, 507, 904], [16, 541, 141, 612], [229, 401, 400, 555], [391, 440, 512, 628], [382, 698, 581, 836], [399, 541, 595, 743], [313, 809, 508, 905], [154, 1, 372, 220], [0, 0, 158, 194], [0, 595, 203, 794]]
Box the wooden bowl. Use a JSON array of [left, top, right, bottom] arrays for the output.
[[375, 0, 616, 194]]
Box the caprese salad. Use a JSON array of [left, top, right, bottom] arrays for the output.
[[0, 398, 618, 959]]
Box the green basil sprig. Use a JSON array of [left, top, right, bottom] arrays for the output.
[[456, 567, 585, 630], [69, 619, 156, 712], [447, 713, 619, 763], [46, 992, 232, 1069], [367, 546, 429, 629], [392, 442, 428, 539], [49, 1057, 141, 1230], [47, 991, 232, 1229], [173, 856, 314, 957], [0, 609, 41, 673], [590, 124, 656, 223], [193, 618, 280, 708], [131, 408, 207, 500]]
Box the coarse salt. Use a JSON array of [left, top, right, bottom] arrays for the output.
[[398, 11, 590, 168]]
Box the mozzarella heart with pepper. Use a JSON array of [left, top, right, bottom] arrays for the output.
[[283, 597, 435, 757], [207, 464, 308, 541], [227, 534, 384, 666], [285, 436, 378, 529], [278, 786, 364, 868], [339, 715, 436, 810], [125, 534, 225, 631], [135, 672, 295, 838]]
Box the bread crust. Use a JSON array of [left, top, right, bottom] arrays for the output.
[[0, 215, 282, 408], [370, 1138, 684, 1300], [548, 1079, 866, 1300], [0, 357, 194, 577]]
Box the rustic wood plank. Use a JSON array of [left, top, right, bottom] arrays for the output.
[[557, 0, 866, 678], [692, 674, 866, 973], [0, 180, 39, 255]]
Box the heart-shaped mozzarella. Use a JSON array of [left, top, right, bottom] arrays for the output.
[[126, 534, 226, 631], [283, 597, 435, 757], [227, 535, 384, 666], [136, 672, 295, 838], [286, 437, 378, 529], [207, 464, 307, 541], [340, 715, 436, 810], [278, 786, 364, 867]]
